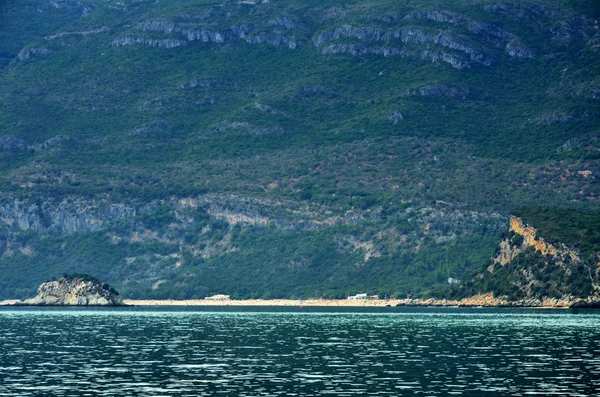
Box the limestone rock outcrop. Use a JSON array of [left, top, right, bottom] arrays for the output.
[[23, 275, 125, 306], [492, 216, 580, 266]]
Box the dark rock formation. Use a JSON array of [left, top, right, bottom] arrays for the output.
[[0, 136, 29, 152], [388, 111, 404, 123], [17, 47, 52, 61], [403, 84, 470, 99], [570, 300, 600, 309], [22, 275, 125, 306], [313, 24, 494, 68], [267, 17, 298, 29], [112, 37, 186, 48], [0, 197, 138, 235], [116, 18, 300, 50], [0, 135, 69, 153], [180, 79, 221, 89]]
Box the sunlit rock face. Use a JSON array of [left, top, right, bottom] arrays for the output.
[[23, 275, 125, 306]]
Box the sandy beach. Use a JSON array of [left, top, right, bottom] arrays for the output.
[[123, 294, 576, 308], [123, 298, 400, 307], [0, 298, 399, 307], [122, 293, 579, 307], [0, 294, 580, 308]]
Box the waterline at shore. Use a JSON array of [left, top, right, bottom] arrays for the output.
[[123, 294, 577, 308], [2, 293, 591, 308], [124, 298, 398, 307]]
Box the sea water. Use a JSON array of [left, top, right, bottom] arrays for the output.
[[0, 306, 598, 396]]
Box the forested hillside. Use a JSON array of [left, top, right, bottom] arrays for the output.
[[0, 0, 598, 300]]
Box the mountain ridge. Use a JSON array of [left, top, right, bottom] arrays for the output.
[[0, 0, 598, 300]]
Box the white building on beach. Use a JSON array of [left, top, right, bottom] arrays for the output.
[[204, 294, 231, 301], [347, 293, 368, 300]]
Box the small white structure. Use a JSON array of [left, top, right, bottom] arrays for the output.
[[347, 293, 368, 300], [204, 294, 231, 301]]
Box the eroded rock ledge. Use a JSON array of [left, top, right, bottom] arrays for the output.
[[395, 293, 600, 308], [20, 275, 125, 306]]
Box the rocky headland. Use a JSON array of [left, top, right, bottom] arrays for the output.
[[455, 216, 600, 307], [17, 275, 125, 306], [394, 293, 600, 309]]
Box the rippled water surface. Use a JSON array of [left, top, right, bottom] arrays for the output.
[[0, 307, 599, 396]]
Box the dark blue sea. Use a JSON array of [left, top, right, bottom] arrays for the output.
[[0, 306, 599, 396]]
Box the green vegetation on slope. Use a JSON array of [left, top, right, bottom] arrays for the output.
[[513, 207, 600, 256], [0, 0, 598, 299], [452, 207, 600, 301]]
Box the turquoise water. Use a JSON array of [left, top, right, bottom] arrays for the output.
[[0, 307, 599, 396]]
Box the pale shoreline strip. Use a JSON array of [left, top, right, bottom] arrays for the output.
[[123, 296, 572, 308], [0, 300, 21, 306], [124, 294, 574, 307], [0, 294, 578, 308], [123, 299, 400, 307]]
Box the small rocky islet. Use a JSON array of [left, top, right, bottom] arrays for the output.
[[16, 275, 126, 306]]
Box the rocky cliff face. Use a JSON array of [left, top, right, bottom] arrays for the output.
[[0, 194, 506, 237], [459, 216, 600, 304], [0, 197, 138, 235], [101, 2, 569, 69], [492, 216, 580, 266], [0, 192, 507, 300], [23, 275, 124, 306]]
